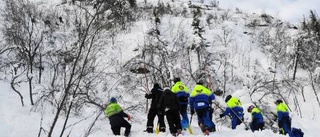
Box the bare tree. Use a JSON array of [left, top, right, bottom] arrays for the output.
[[216, 26, 234, 96], [1, 0, 49, 105]]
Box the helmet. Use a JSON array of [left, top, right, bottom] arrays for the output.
[[275, 99, 283, 104], [225, 95, 232, 102], [196, 80, 204, 85], [173, 77, 181, 83], [110, 97, 117, 103], [247, 105, 254, 112]]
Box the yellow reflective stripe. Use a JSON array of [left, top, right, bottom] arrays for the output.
[[227, 97, 242, 108], [190, 85, 211, 97], [276, 103, 288, 112], [105, 103, 122, 117], [251, 107, 261, 113], [171, 82, 189, 93], [251, 107, 261, 117]]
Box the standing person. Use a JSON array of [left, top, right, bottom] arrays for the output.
[[171, 77, 190, 130], [275, 99, 293, 136], [247, 105, 265, 132], [145, 83, 166, 133], [105, 97, 131, 137], [158, 88, 182, 136], [219, 95, 244, 130], [189, 81, 216, 135]]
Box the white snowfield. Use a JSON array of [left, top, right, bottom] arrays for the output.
[[1, 80, 319, 137], [0, 0, 320, 137]]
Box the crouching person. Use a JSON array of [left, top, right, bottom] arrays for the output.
[[247, 105, 264, 132], [275, 99, 293, 136], [105, 97, 131, 137], [219, 95, 244, 129]]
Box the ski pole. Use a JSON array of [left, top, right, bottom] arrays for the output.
[[229, 108, 249, 130], [188, 114, 193, 134]]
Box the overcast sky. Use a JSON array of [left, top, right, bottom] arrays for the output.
[[218, 0, 319, 24]]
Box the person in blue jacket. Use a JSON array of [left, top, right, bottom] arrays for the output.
[[219, 95, 244, 129], [171, 77, 190, 130], [275, 99, 293, 136], [189, 81, 216, 135], [247, 105, 264, 132]]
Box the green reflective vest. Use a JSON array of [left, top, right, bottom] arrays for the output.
[[227, 97, 242, 108], [276, 103, 289, 112], [171, 81, 189, 93], [105, 103, 123, 117], [190, 84, 212, 97], [251, 107, 262, 115]]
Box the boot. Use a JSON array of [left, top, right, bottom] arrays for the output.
[[204, 129, 209, 135], [146, 127, 153, 133], [176, 129, 182, 135], [160, 127, 166, 132]]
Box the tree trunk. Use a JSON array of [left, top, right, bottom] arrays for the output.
[[28, 76, 34, 105], [293, 40, 301, 81], [11, 77, 24, 107], [48, 93, 68, 137]]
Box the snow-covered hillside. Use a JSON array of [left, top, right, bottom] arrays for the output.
[[1, 0, 320, 137]]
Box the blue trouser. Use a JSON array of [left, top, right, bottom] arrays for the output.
[[179, 104, 189, 129], [249, 122, 264, 132], [222, 107, 244, 129], [279, 117, 293, 136], [196, 108, 215, 132], [231, 116, 243, 129]]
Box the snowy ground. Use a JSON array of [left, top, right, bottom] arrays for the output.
[[1, 0, 320, 137], [1, 80, 319, 137]]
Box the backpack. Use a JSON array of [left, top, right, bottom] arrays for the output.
[[291, 127, 304, 137]]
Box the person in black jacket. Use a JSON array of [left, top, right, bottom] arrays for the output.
[[158, 88, 182, 136], [145, 83, 166, 133]]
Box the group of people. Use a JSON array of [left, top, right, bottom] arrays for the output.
[[103, 77, 295, 137]]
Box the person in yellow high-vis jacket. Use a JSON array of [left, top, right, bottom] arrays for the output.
[[247, 105, 264, 132], [219, 95, 244, 129], [275, 99, 293, 136], [105, 97, 131, 137], [171, 77, 190, 130]]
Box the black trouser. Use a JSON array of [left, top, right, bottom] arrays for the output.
[[147, 108, 165, 128], [111, 120, 131, 136], [250, 122, 264, 132], [165, 109, 182, 134]]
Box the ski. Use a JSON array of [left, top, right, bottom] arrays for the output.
[[155, 124, 160, 135], [187, 125, 193, 134]]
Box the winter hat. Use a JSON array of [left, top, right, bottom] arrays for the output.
[[225, 95, 232, 102], [275, 99, 283, 104], [196, 80, 204, 85], [173, 77, 181, 83], [154, 83, 160, 88], [247, 105, 254, 112], [110, 97, 117, 103]]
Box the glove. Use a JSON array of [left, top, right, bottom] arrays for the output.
[[158, 110, 164, 115], [219, 114, 224, 118], [127, 115, 131, 121], [245, 127, 249, 131], [145, 94, 149, 98], [208, 107, 213, 112], [191, 109, 195, 115]]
